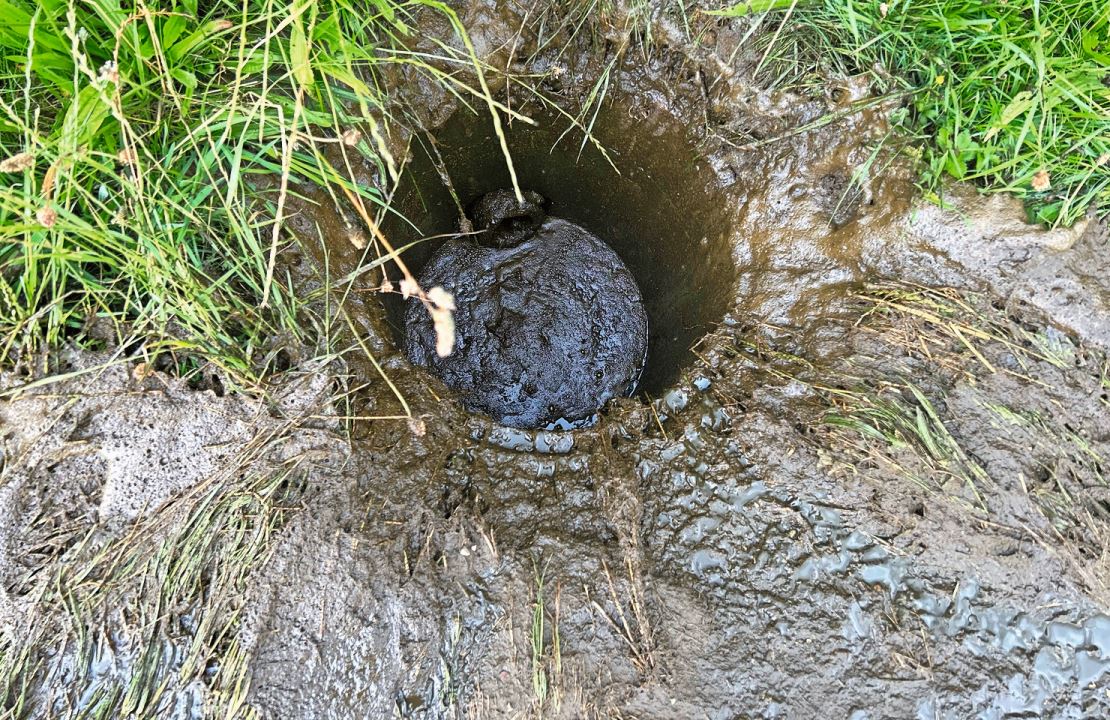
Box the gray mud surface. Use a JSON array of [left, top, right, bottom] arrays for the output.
[[3, 2, 1110, 719]]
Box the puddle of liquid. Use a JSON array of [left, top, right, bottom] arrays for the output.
[[380, 100, 737, 395]]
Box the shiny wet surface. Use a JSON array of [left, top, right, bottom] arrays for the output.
[[403, 190, 648, 429], [381, 103, 736, 396]]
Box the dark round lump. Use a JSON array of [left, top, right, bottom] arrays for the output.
[[404, 189, 648, 429]]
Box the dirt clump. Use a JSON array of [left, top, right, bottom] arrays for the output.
[[404, 189, 648, 429]]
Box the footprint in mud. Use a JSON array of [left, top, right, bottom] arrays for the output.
[[404, 189, 649, 429]]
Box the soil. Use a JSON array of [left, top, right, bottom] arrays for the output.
[[404, 190, 649, 429], [3, 2, 1110, 719]]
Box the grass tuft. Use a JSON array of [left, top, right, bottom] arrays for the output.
[[0, 0, 507, 384], [719, 0, 1110, 225]]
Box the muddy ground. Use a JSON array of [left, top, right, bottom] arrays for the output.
[[3, 2, 1110, 718]]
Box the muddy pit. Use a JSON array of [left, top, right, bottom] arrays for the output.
[[381, 101, 737, 399], [3, 3, 1110, 719]]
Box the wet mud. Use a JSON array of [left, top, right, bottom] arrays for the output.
[[379, 98, 737, 396], [404, 190, 648, 429], [3, 1, 1110, 718]]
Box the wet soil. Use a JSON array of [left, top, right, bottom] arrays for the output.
[[379, 100, 736, 395], [3, 2, 1110, 718], [403, 190, 649, 429]]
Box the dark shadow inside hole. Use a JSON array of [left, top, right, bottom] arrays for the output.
[[382, 102, 737, 395]]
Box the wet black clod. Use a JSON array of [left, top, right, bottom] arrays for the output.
[[404, 189, 648, 429]]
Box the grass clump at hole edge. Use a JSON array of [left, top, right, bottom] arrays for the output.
[[714, 0, 1110, 226], [0, 0, 505, 388]]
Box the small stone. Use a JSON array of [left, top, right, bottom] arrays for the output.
[[132, 362, 153, 381]]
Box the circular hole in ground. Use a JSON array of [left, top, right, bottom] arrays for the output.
[[383, 100, 736, 407]]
